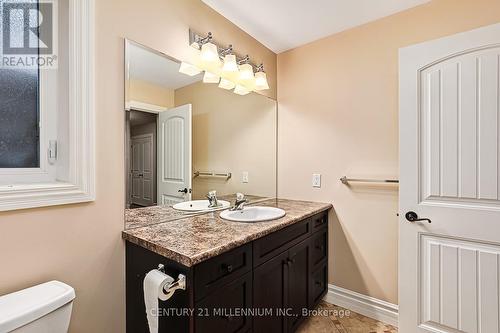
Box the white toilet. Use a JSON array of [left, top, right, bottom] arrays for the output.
[[0, 281, 75, 333]]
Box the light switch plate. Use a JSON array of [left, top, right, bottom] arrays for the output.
[[242, 171, 249, 183], [312, 174, 321, 188]]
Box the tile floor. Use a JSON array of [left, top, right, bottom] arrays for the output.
[[297, 301, 398, 333]]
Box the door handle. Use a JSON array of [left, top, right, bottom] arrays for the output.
[[178, 188, 188, 194], [405, 211, 431, 224]]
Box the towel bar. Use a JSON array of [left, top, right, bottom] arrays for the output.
[[194, 171, 232, 180], [340, 176, 399, 185]]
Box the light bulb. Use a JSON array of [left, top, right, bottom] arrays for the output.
[[222, 54, 238, 72], [179, 62, 201, 76], [218, 78, 235, 90], [200, 42, 219, 63], [234, 84, 250, 95], [254, 71, 269, 90], [238, 63, 254, 81], [203, 71, 220, 83]]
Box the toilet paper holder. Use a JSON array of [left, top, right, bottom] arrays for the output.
[[158, 264, 186, 299]]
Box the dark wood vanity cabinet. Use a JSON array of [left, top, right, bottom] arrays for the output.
[[126, 210, 329, 333]]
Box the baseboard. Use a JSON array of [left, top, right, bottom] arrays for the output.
[[323, 284, 399, 327]]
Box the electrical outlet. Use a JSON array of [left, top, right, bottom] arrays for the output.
[[312, 174, 321, 188], [242, 171, 249, 183]]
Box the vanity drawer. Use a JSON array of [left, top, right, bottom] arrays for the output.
[[194, 243, 252, 301], [311, 211, 328, 232], [309, 263, 328, 308], [253, 218, 311, 267], [195, 272, 252, 333], [311, 229, 328, 268]]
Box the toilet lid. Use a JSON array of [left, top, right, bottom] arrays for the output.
[[0, 281, 75, 332]]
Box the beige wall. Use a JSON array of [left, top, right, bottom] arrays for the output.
[[175, 82, 276, 199], [129, 79, 175, 108], [0, 0, 276, 332], [277, 0, 500, 304]]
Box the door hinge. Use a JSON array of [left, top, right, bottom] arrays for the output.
[[48, 140, 57, 164]]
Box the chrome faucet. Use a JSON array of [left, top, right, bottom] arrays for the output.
[[230, 193, 247, 211], [206, 190, 219, 208]]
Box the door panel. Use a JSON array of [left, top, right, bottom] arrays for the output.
[[400, 23, 500, 333], [130, 134, 154, 206], [157, 104, 192, 205], [287, 239, 310, 332], [253, 251, 289, 333], [420, 47, 500, 207], [420, 235, 500, 332]]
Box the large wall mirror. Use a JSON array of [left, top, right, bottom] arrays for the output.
[[124, 40, 277, 228]]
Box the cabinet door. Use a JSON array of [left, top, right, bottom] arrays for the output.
[[253, 251, 289, 333], [287, 239, 311, 332], [195, 272, 252, 333]]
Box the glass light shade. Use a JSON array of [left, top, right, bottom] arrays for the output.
[[222, 54, 238, 72], [179, 62, 201, 76], [238, 63, 254, 80], [254, 71, 270, 90], [200, 42, 219, 63], [203, 71, 220, 83], [234, 84, 250, 95], [218, 78, 235, 90]]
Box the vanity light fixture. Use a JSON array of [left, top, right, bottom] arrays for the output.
[[254, 64, 270, 91], [238, 58, 254, 81], [222, 52, 238, 72], [181, 30, 270, 93]]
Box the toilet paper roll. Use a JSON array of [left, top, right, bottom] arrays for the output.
[[143, 269, 175, 333]]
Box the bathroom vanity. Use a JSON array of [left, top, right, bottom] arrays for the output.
[[123, 198, 331, 333]]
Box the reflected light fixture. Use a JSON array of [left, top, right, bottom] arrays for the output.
[[219, 78, 235, 90], [179, 62, 201, 76], [203, 71, 220, 83], [234, 84, 250, 95]]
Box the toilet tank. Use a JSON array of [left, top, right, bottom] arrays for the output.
[[0, 281, 75, 333]]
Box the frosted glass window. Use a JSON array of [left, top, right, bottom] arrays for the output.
[[0, 68, 40, 168]]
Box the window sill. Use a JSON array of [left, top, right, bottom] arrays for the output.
[[0, 181, 95, 211]]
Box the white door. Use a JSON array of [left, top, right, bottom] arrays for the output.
[[157, 104, 192, 205], [130, 134, 154, 206], [400, 23, 500, 333]]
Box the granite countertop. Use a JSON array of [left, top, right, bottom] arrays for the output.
[[125, 194, 270, 229], [122, 198, 332, 267]]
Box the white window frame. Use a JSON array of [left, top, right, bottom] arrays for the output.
[[0, 0, 95, 211]]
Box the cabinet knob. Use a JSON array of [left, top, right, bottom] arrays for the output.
[[222, 264, 233, 273]]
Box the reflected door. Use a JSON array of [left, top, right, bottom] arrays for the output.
[[400, 23, 500, 333], [130, 134, 154, 206], [157, 104, 192, 205]]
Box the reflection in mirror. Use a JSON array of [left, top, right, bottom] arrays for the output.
[[124, 40, 277, 229]]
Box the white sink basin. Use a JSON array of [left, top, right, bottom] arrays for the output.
[[173, 200, 230, 212], [220, 206, 286, 222]]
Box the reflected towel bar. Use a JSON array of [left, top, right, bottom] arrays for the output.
[[340, 176, 399, 185], [194, 171, 232, 180]]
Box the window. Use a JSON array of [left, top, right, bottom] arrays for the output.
[[0, 0, 94, 211], [0, 68, 40, 168]]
